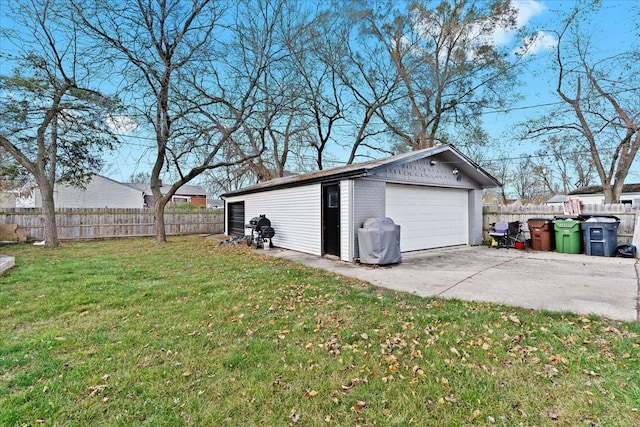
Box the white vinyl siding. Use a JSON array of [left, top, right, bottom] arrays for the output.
[[41, 175, 144, 208], [385, 184, 468, 251], [225, 184, 322, 255]]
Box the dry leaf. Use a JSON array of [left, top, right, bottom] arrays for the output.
[[303, 389, 319, 399], [87, 385, 108, 396], [351, 400, 367, 412], [411, 366, 425, 376]]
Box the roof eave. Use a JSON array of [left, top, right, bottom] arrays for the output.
[[222, 169, 369, 198]]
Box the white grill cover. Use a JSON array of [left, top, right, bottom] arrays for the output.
[[358, 217, 401, 265]]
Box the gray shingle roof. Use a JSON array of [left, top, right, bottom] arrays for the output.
[[125, 183, 207, 196], [222, 144, 501, 197], [568, 184, 640, 195]]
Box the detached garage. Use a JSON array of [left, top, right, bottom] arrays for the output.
[[222, 145, 500, 262]]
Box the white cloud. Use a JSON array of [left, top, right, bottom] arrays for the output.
[[106, 115, 138, 134], [487, 0, 557, 56], [517, 30, 558, 56], [513, 0, 547, 27], [491, 0, 547, 45]]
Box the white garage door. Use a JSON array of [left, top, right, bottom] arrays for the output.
[[386, 184, 468, 251]]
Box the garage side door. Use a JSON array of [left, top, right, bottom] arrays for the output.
[[227, 201, 245, 236], [385, 184, 468, 251]]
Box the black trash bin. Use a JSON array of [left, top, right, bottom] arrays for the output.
[[581, 216, 619, 257], [527, 218, 554, 251]]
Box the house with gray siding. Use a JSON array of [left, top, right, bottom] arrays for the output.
[[18, 175, 208, 209], [222, 145, 501, 262], [36, 175, 145, 208]]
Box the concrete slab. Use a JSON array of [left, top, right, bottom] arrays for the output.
[[0, 255, 15, 275], [263, 246, 640, 322]]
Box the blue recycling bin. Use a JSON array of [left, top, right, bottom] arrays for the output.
[[580, 216, 619, 257]]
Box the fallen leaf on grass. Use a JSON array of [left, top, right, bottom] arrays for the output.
[[87, 385, 108, 397], [303, 389, 319, 399], [411, 366, 424, 376], [342, 376, 368, 390], [351, 400, 367, 412]]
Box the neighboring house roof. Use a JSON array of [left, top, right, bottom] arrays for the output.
[[568, 183, 640, 195], [223, 145, 500, 197], [125, 182, 208, 196], [546, 194, 567, 204]]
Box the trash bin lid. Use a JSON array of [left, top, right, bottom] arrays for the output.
[[554, 219, 581, 229], [584, 216, 619, 223], [527, 218, 552, 228]]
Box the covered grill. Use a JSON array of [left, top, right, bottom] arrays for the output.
[[245, 215, 275, 249], [357, 217, 401, 265]]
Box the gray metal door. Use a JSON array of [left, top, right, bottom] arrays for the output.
[[227, 201, 245, 236]]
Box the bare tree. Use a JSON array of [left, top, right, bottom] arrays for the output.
[[510, 156, 546, 203], [236, 0, 313, 179], [316, 5, 401, 164], [356, 0, 520, 151], [534, 136, 595, 194], [525, 6, 640, 203], [0, 0, 118, 248], [73, 0, 266, 241]]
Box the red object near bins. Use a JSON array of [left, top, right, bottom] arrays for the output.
[[527, 218, 554, 251]]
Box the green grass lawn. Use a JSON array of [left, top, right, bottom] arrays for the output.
[[0, 236, 638, 426]]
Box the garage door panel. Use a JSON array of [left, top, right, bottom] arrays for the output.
[[386, 184, 468, 251]]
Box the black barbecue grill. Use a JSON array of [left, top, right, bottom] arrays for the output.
[[246, 215, 275, 248]]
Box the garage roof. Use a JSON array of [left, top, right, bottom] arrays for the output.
[[222, 144, 501, 197]]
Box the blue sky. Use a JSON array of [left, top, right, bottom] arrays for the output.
[[1, 0, 639, 185], [482, 0, 640, 175], [100, 0, 640, 184]]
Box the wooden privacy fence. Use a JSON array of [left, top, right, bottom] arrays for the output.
[[0, 208, 224, 241], [483, 204, 638, 246]]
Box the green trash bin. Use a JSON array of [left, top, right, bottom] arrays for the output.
[[554, 219, 582, 254]]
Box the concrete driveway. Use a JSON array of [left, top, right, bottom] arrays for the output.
[[264, 246, 640, 322]]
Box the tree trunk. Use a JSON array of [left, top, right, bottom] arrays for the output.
[[38, 180, 58, 248], [154, 198, 167, 242]]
